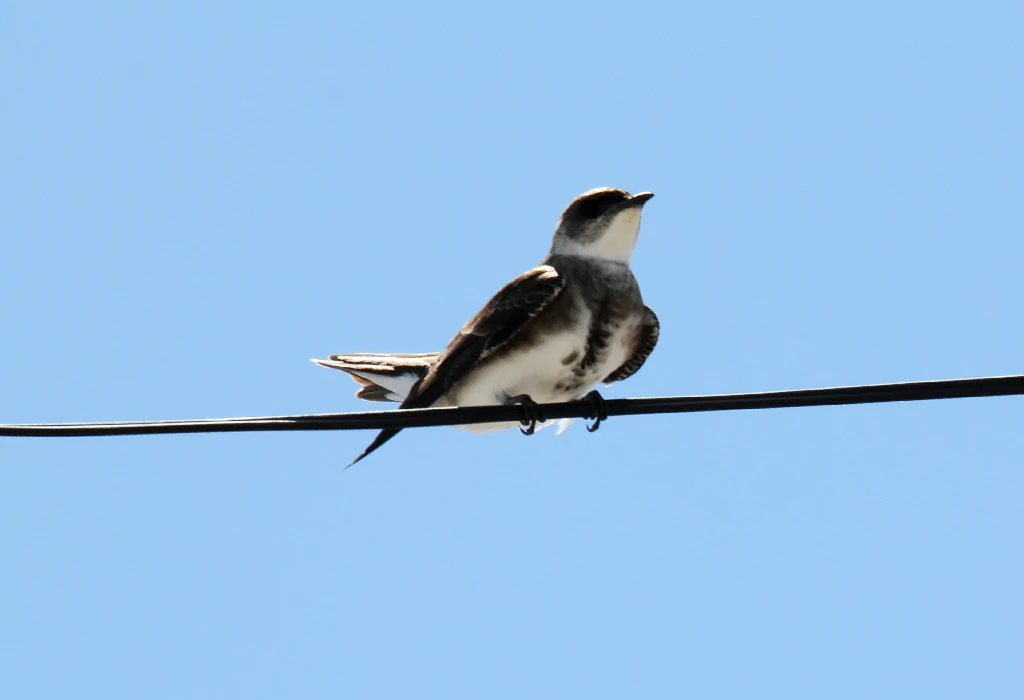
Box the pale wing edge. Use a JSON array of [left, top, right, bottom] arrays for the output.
[[603, 305, 659, 384]]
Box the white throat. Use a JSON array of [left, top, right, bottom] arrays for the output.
[[550, 208, 642, 264]]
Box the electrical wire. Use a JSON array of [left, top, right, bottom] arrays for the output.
[[2, 373, 1022, 438]]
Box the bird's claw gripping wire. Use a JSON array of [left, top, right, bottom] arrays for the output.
[[506, 394, 545, 435], [582, 390, 609, 432]]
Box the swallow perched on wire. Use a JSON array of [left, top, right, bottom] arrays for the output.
[[313, 188, 660, 465]]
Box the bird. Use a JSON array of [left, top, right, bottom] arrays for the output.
[[312, 187, 660, 466]]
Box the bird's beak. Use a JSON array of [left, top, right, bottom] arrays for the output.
[[627, 192, 654, 207]]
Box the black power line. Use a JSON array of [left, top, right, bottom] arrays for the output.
[[2, 374, 1022, 438]]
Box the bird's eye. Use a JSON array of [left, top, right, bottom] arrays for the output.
[[573, 192, 624, 219], [574, 200, 604, 219]]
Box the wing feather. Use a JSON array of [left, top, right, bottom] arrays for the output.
[[349, 265, 565, 465], [603, 306, 659, 384], [412, 265, 565, 404]]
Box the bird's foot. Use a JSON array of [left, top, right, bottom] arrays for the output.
[[582, 390, 608, 433], [506, 394, 546, 435]]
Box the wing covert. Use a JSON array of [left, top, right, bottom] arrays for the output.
[[408, 265, 565, 407]]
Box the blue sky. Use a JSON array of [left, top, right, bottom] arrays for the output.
[[2, 2, 1022, 697]]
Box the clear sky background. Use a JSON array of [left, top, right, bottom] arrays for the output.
[[2, 2, 1022, 698]]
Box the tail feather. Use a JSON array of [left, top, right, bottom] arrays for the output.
[[354, 384, 404, 403], [314, 352, 441, 466], [349, 378, 441, 466], [311, 352, 439, 403]]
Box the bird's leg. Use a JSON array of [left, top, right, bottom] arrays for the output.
[[505, 394, 545, 435], [582, 390, 609, 433]]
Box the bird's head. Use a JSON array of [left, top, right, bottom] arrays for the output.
[[550, 188, 654, 264]]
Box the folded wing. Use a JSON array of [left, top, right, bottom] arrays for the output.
[[350, 264, 566, 465], [603, 306, 659, 384]]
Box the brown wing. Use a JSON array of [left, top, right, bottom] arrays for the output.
[[410, 264, 565, 407], [349, 265, 565, 466], [603, 306, 659, 384]]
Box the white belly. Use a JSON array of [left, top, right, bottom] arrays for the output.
[[441, 322, 637, 433]]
